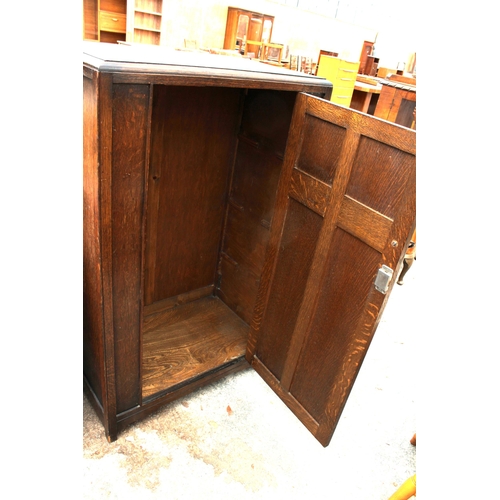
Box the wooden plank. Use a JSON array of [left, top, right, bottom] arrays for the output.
[[279, 127, 361, 391], [142, 296, 249, 398], [97, 72, 118, 441], [247, 93, 309, 343], [251, 199, 323, 380], [306, 95, 415, 155], [143, 285, 214, 317], [337, 195, 393, 252], [289, 168, 330, 217], [111, 83, 150, 414], [118, 358, 250, 431], [144, 85, 241, 303], [217, 253, 261, 325], [83, 68, 104, 406]]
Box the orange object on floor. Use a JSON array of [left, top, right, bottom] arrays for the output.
[[388, 434, 416, 498], [388, 474, 416, 499]]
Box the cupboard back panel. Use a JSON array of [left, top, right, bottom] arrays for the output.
[[144, 85, 243, 305]]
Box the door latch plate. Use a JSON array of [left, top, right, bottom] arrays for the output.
[[374, 265, 393, 294]]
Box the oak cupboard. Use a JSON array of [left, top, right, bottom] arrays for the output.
[[83, 42, 416, 447]]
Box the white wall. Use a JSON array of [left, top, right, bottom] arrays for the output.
[[159, 0, 416, 69]]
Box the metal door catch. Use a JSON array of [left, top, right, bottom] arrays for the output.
[[374, 265, 393, 294]]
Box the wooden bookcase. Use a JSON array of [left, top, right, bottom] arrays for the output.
[[127, 0, 163, 45], [83, 0, 163, 44], [83, 43, 416, 447]]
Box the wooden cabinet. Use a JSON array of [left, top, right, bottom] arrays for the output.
[[374, 75, 416, 129], [83, 0, 163, 44], [316, 55, 360, 107], [315, 50, 339, 75], [223, 7, 274, 58], [83, 42, 416, 447]]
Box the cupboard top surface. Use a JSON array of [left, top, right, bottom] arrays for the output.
[[83, 42, 333, 92]]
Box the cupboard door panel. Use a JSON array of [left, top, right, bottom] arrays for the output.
[[248, 93, 415, 447], [254, 198, 322, 381]]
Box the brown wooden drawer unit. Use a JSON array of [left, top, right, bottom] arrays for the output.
[[99, 10, 126, 33], [83, 42, 416, 447]]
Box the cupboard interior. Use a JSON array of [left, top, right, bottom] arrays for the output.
[[141, 85, 297, 400]]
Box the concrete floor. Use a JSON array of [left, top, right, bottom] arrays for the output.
[[83, 264, 417, 500]]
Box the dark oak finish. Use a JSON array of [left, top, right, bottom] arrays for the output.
[[142, 296, 248, 398], [247, 94, 416, 446], [144, 85, 242, 304], [83, 42, 415, 446], [374, 77, 416, 129]]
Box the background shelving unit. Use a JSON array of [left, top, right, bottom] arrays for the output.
[[128, 0, 163, 45], [83, 0, 163, 45]]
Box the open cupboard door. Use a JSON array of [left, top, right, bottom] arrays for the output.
[[246, 93, 416, 447]]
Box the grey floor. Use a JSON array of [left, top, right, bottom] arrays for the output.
[[83, 264, 417, 500]]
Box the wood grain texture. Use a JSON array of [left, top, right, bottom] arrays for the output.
[[217, 90, 294, 324], [143, 286, 214, 318], [247, 93, 308, 344], [111, 83, 150, 413], [217, 254, 261, 325], [248, 93, 416, 447], [83, 69, 104, 406], [279, 126, 361, 391], [142, 296, 248, 398], [221, 205, 270, 273], [374, 84, 416, 127], [253, 199, 322, 381], [337, 195, 393, 252], [289, 229, 382, 421], [238, 90, 297, 158], [305, 97, 415, 155], [144, 85, 242, 304], [289, 168, 330, 217], [295, 114, 347, 185], [97, 72, 118, 441], [345, 136, 414, 219]]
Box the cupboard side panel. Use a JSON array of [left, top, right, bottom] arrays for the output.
[[112, 84, 150, 414], [83, 71, 104, 405], [217, 90, 296, 322]]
